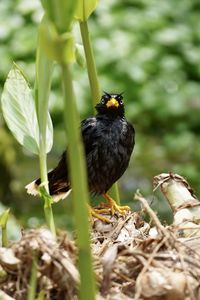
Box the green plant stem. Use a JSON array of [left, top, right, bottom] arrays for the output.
[[43, 194, 56, 238], [79, 21, 101, 105], [2, 227, 8, 248], [38, 146, 55, 237], [109, 183, 120, 203], [35, 26, 56, 237], [61, 63, 96, 300], [27, 255, 38, 300], [35, 290, 45, 300], [80, 20, 120, 205], [0, 209, 10, 247]]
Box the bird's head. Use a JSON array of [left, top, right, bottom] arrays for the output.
[[95, 92, 125, 117]]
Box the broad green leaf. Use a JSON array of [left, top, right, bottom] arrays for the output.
[[75, 0, 98, 21], [1, 64, 53, 154]]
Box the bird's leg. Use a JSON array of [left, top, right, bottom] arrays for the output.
[[88, 205, 111, 223], [99, 193, 130, 215]]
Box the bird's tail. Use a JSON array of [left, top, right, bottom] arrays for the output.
[[25, 153, 71, 202], [25, 177, 71, 202]]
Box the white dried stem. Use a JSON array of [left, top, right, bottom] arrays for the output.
[[153, 173, 198, 211], [154, 173, 200, 237]]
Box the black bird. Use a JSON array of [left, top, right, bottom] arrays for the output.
[[26, 92, 135, 221]]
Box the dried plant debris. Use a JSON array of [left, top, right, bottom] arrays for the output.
[[0, 229, 79, 300], [1, 173, 200, 299]]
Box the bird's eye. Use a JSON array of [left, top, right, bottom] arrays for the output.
[[116, 95, 123, 105], [101, 95, 109, 104], [118, 98, 123, 105]]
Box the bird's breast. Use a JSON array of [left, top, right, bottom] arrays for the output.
[[86, 117, 134, 194]]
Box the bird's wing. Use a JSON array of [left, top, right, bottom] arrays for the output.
[[120, 120, 135, 151], [81, 117, 98, 155]]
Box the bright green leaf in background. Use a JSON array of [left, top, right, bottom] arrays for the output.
[[1, 64, 53, 155], [75, 0, 98, 21]]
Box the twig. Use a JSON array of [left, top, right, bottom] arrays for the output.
[[134, 190, 169, 238]]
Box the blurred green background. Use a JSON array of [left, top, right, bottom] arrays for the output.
[[0, 0, 200, 230]]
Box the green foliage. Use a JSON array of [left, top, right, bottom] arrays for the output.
[[90, 0, 200, 202], [1, 64, 53, 155]]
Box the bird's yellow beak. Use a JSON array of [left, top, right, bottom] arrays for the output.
[[106, 98, 119, 108]]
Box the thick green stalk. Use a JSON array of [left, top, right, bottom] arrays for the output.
[[61, 63, 96, 300], [79, 20, 120, 204], [27, 255, 38, 300]]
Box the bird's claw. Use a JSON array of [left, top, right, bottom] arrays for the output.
[[103, 193, 131, 215], [88, 206, 111, 223], [98, 201, 130, 215], [110, 202, 130, 215], [88, 193, 131, 224]]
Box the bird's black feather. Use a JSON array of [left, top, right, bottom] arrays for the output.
[[35, 93, 135, 197]]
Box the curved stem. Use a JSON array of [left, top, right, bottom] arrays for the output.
[[79, 21, 101, 106], [79, 20, 120, 205]]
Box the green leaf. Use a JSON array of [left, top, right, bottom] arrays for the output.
[[75, 0, 98, 21], [1, 64, 53, 154]]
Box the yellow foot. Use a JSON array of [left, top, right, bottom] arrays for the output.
[[88, 206, 111, 223], [102, 193, 131, 215]]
